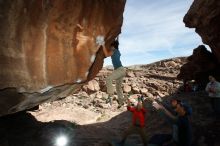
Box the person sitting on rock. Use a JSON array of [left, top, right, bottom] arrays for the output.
[[102, 39, 126, 107], [149, 100, 192, 146], [205, 75, 220, 116], [120, 96, 148, 146]]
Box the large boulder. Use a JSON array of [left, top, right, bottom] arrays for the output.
[[140, 88, 148, 96], [123, 84, 131, 93], [180, 0, 220, 86], [132, 87, 140, 94], [178, 45, 220, 87], [84, 80, 100, 93], [126, 71, 135, 78], [183, 0, 220, 63], [0, 0, 126, 116]]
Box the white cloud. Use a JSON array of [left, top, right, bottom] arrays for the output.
[[104, 0, 203, 66]]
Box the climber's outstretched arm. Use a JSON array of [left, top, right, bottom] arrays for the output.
[[153, 101, 177, 121]]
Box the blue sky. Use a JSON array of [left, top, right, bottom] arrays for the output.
[[104, 0, 203, 66]]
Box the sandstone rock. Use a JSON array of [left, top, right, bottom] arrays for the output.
[[169, 70, 175, 74], [155, 91, 165, 97], [176, 64, 181, 68], [178, 45, 220, 87], [184, 0, 220, 64], [135, 72, 144, 77], [147, 87, 154, 93], [98, 103, 109, 109], [146, 82, 159, 90], [129, 94, 141, 99], [0, 0, 126, 116], [127, 72, 135, 78], [35, 106, 101, 125], [174, 58, 182, 64], [82, 85, 87, 91], [83, 104, 89, 109], [102, 92, 109, 99], [82, 80, 100, 94], [89, 93, 96, 99], [166, 82, 174, 87], [143, 80, 149, 85], [145, 92, 154, 99], [140, 88, 148, 95], [77, 102, 83, 106], [92, 98, 105, 108], [87, 80, 100, 92], [94, 78, 99, 81], [79, 91, 89, 98], [132, 87, 140, 94], [123, 84, 131, 93], [131, 83, 137, 88], [182, 0, 220, 86], [95, 92, 103, 99]]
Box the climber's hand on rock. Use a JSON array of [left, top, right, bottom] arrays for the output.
[[96, 36, 105, 46]]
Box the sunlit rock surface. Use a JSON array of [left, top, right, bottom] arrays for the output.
[[0, 0, 126, 116]]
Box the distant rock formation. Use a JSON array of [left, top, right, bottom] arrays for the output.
[[179, 0, 220, 85], [81, 57, 186, 105], [0, 0, 126, 116]]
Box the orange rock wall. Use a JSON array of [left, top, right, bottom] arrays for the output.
[[0, 0, 126, 92], [0, 0, 126, 116]]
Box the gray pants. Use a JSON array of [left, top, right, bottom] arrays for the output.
[[106, 67, 126, 104]]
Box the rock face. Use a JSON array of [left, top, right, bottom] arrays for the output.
[[177, 45, 220, 87], [83, 80, 100, 93], [180, 0, 220, 84], [0, 0, 126, 116]]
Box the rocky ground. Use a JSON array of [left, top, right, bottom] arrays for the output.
[[0, 57, 219, 146]]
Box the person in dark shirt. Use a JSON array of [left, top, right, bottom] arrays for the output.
[[149, 100, 192, 146], [120, 97, 148, 146], [102, 40, 126, 107]]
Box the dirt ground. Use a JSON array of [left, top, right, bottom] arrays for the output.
[[0, 91, 219, 146]]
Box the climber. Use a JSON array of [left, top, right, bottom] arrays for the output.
[[205, 75, 220, 116], [101, 38, 126, 108], [149, 100, 192, 146], [119, 96, 148, 146]]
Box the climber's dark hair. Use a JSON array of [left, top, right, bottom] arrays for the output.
[[110, 40, 119, 49]]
